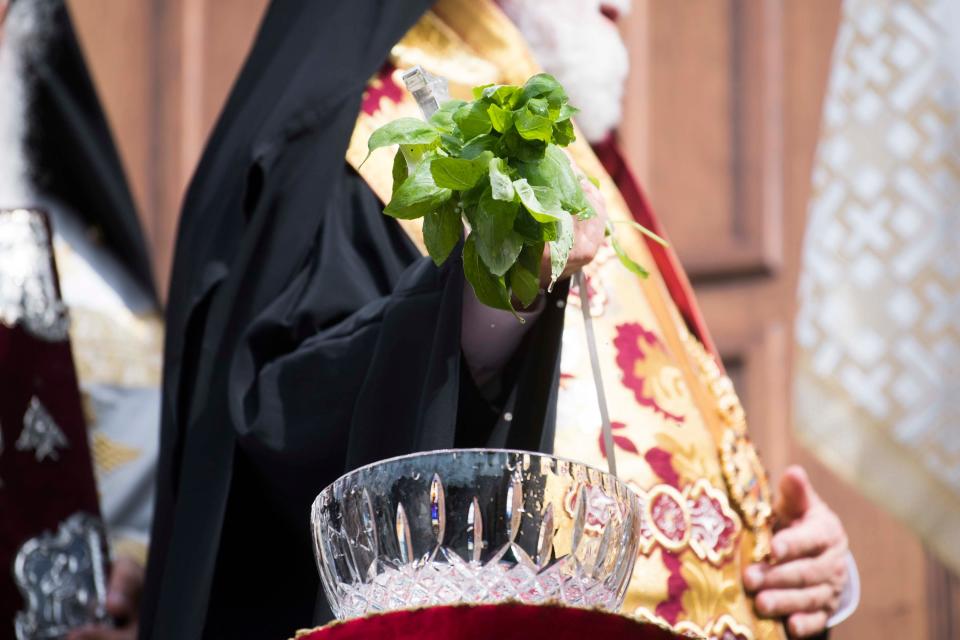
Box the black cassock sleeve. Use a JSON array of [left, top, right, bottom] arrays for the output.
[[200, 164, 566, 636], [141, 0, 569, 635]]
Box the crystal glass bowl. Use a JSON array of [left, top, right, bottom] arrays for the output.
[[311, 449, 642, 620]]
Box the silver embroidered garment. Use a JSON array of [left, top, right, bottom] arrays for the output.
[[14, 513, 109, 640], [15, 397, 69, 462], [0, 209, 70, 342]]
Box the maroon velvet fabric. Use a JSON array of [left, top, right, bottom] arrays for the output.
[[0, 215, 101, 638], [297, 604, 685, 640], [593, 136, 721, 361]]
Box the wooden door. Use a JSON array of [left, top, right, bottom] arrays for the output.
[[68, 0, 269, 296]]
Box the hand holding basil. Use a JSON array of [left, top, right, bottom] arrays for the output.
[[364, 73, 657, 316]]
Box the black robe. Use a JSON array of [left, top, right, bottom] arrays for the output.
[[140, 1, 567, 638]]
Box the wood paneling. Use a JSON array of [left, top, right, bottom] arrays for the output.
[[638, 0, 784, 280], [926, 552, 960, 640], [68, 0, 267, 297], [150, 0, 267, 296], [67, 0, 155, 268]]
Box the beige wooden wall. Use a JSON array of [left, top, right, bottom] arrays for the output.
[[68, 0, 268, 296], [67, 0, 957, 637]]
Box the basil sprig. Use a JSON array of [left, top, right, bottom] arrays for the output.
[[365, 73, 653, 315]]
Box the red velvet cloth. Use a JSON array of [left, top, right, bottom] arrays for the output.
[[0, 212, 101, 638], [593, 136, 720, 361], [296, 604, 685, 640]]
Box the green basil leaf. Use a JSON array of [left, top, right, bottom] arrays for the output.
[[521, 73, 563, 103], [552, 119, 576, 146], [459, 181, 486, 217], [515, 109, 554, 143], [423, 198, 463, 266], [487, 103, 515, 133], [519, 144, 593, 216], [367, 72, 591, 315], [481, 84, 522, 108], [548, 211, 575, 289], [391, 149, 408, 197], [365, 118, 439, 165], [454, 101, 493, 140], [430, 151, 494, 190], [461, 133, 499, 160], [508, 242, 543, 308], [513, 178, 564, 223], [399, 143, 433, 168], [475, 188, 523, 276], [440, 133, 464, 156], [472, 83, 495, 100], [540, 219, 559, 242], [497, 128, 546, 162], [514, 209, 558, 243], [525, 97, 549, 117], [429, 99, 467, 134], [545, 87, 567, 112], [488, 157, 515, 201], [531, 185, 563, 214], [463, 233, 513, 313], [611, 234, 649, 278], [557, 103, 579, 122], [384, 152, 452, 220]]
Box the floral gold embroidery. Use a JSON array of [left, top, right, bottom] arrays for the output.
[[645, 485, 691, 552], [679, 561, 745, 637], [614, 323, 688, 425], [635, 608, 706, 638], [709, 614, 755, 640], [688, 480, 742, 566], [630, 481, 741, 566], [682, 331, 747, 436], [626, 550, 675, 614], [654, 432, 716, 487], [676, 615, 755, 640], [681, 330, 773, 562], [719, 430, 773, 562]]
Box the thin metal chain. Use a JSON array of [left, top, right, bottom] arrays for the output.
[[575, 271, 617, 476]]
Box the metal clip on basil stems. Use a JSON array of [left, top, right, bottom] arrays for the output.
[[402, 66, 451, 118], [401, 67, 619, 477]]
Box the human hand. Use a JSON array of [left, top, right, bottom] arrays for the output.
[[539, 176, 608, 287], [67, 556, 143, 640], [743, 466, 850, 638]]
